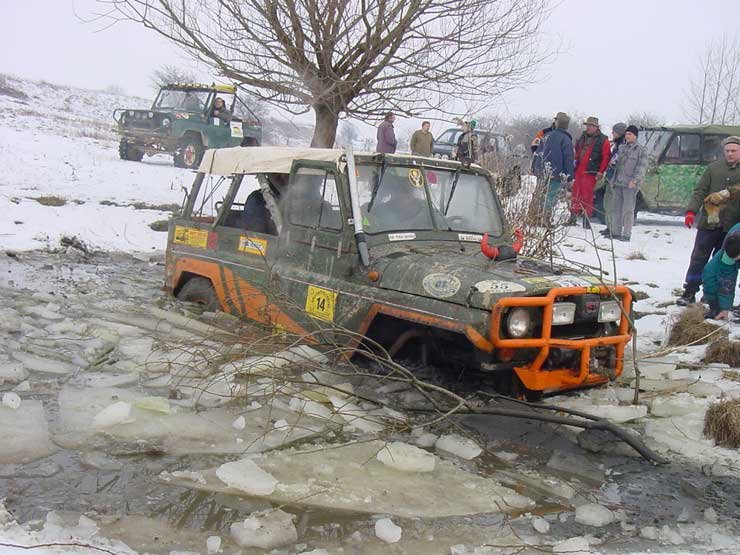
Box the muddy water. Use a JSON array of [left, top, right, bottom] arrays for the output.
[[1, 250, 739, 554]]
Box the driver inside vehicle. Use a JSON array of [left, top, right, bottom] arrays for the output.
[[212, 97, 232, 124], [363, 168, 433, 231]]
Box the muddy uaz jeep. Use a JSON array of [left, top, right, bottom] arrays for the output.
[[164, 147, 633, 397], [114, 83, 262, 169]]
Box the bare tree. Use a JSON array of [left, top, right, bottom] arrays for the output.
[[99, 0, 554, 147], [150, 64, 198, 91], [685, 35, 740, 125], [336, 120, 360, 148], [624, 111, 666, 128]]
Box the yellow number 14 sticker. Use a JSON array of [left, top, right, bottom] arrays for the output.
[[305, 285, 337, 322]]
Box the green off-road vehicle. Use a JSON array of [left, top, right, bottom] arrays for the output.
[[596, 124, 740, 218], [164, 147, 633, 396], [114, 83, 262, 169]]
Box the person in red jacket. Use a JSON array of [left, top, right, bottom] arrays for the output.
[[571, 116, 611, 228]]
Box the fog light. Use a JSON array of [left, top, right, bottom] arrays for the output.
[[552, 302, 576, 325], [506, 307, 531, 338], [598, 300, 621, 322]]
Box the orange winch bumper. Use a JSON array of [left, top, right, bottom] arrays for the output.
[[488, 285, 632, 392]]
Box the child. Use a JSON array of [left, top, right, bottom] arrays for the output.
[[702, 222, 740, 320]]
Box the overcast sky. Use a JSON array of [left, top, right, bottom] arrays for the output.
[[1, 0, 738, 137]]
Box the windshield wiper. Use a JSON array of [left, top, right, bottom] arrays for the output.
[[444, 170, 461, 215], [367, 159, 387, 212]]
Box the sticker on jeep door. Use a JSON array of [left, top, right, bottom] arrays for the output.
[[238, 235, 267, 255], [230, 121, 244, 138], [173, 226, 208, 248], [305, 285, 337, 322]]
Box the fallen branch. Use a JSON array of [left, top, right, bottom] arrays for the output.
[[406, 394, 669, 465]]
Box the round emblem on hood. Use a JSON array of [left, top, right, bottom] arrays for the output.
[[422, 273, 461, 298]]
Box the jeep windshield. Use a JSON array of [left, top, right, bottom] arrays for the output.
[[356, 163, 504, 236], [152, 89, 211, 112]]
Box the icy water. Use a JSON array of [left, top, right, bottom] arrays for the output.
[[1, 250, 739, 554]]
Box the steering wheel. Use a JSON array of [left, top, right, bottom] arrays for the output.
[[446, 216, 466, 225]]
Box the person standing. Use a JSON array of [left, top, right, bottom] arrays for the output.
[[599, 122, 627, 235], [532, 112, 574, 222], [410, 121, 434, 157], [605, 125, 647, 241], [571, 116, 611, 228], [376, 112, 397, 154], [677, 136, 740, 305], [456, 121, 479, 166]]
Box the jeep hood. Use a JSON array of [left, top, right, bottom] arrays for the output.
[[372, 249, 600, 310]]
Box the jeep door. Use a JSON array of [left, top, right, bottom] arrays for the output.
[[275, 162, 361, 337], [204, 174, 283, 320]]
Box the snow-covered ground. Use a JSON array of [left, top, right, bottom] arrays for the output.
[[2, 74, 740, 554]]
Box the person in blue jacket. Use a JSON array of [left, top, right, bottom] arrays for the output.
[[532, 111, 574, 222], [701, 222, 740, 320]]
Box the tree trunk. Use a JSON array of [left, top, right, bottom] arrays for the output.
[[311, 105, 339, 148]]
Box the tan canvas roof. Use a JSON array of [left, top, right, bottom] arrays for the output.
[[198, 146, 478, 175], [198, 146, 346, 175]]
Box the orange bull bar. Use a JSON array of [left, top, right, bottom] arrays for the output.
[[489, 286, 632, 392]]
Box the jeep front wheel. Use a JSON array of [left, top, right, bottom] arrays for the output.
[[118, 139, 144, 162], [174, 136, 204, 169], [176, 277, 220, 311]]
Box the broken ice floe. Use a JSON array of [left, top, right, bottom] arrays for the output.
[[164, 440, 533, 518], [375, 517, 402, 543], [376, 441, 436, 472], [0, 400, 55, 463], [230, 508, 297, 549], [55, 386, 327, 455], [435, 433, 483, 460]]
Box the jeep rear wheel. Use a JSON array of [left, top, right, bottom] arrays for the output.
[[176, 277, 220, 311], [174, 136, 204, 169], [118, 139, 144, 162]]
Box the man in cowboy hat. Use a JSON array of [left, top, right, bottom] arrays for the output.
[[677, 135, 740, 306], [571, 116, 611, 228]]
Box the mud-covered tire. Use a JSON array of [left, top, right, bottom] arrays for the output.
[[118, 139, 144, 162], [176, 277, 220, 311], [174, 135, 204, 169]]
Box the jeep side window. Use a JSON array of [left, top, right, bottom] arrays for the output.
[[288, 168, 341, 230], [190, 175, 229, 221], [437, 130, 460, 144], [703, 135, 726, 163], [221, 175, 277, 235], [663, 134, 700, 164]]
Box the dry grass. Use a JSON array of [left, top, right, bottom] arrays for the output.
[[704, 399, 740, 448], [33, 195, 67, 207], [149, 220, 170, 232], [722, 369, 740, 383], [625, 251, 647, 261], [705, 338, 740, 366], [667, 305, 728, 346]]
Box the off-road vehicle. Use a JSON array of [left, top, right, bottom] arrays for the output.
[[164, 147, 632, 396], [114, 83, 262, 169], [595, 124, 740, 219]]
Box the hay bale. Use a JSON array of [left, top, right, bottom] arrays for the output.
[[667, 305, 727, 346], [705, 337, 740, 366], [704, 399, 740, 448]]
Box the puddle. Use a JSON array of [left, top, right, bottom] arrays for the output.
[[1, 251, 739, 554]]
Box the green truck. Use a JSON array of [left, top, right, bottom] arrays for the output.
[[164, 147, 633, 397], [114, 83, 262, 169], [596, 124, 740, 218]]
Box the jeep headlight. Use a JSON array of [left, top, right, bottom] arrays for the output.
[[148, 111, 154, 118], [506, 307, 531, 338], [162, 118, 171, 127], [598, 300, 621, 323], [552, 302, 576, 325]]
